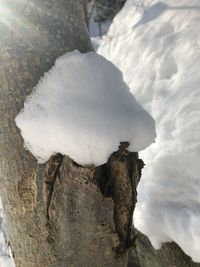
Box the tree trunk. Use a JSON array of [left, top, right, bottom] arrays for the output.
[[0, 1, 140, 266], [2, 1, 197, 266], [128, 231, 200, 267]]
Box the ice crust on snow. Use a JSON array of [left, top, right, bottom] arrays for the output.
[[16, 51, 156, 166], [98, 0, 200, 262]]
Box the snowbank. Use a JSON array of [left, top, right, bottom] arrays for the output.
[[16, 51, 155, 166], [98, 0, 200, 262]]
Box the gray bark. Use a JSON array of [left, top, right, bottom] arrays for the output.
[[0, 1, 138, 266], [128, 231, 200, 267]]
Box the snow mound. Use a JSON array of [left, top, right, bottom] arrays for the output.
[[16, 51, 156, 166], [98, 0, 200, 262]]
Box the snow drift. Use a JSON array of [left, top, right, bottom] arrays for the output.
[[98, 0, 200, 262], [16, 51, 155, 166]]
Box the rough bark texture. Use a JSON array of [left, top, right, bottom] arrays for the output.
[[106, 144, 143, 255], [128, 231, 200, 267], [0, 1, 141, 266], [43, 154, 128, 267], [42, 147, 142, 266]]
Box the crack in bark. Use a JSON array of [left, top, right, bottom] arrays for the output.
[[44, 153, 64, 222]]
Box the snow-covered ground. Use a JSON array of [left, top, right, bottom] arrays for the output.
[[98, 0, 200, 262], [16, 51, 155, 166]]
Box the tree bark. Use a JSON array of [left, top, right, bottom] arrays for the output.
[[128, 231, 200, 267], [0, 1, 140, 266]]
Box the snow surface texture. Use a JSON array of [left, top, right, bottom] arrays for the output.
[[98, 0, 200, 262], [0, 199, 15, 267], [16, 51, 156, 166]]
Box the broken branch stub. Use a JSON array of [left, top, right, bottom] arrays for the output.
[[44, 142, 144, 262]]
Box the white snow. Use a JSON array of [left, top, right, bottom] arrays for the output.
[[0, 256, 15, 267], [0, 199, 15, 267], [16, 51, 156, 166], [98, 0, 200, 262]]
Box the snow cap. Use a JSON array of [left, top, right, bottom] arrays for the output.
[[16, 51, 156, 165]]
